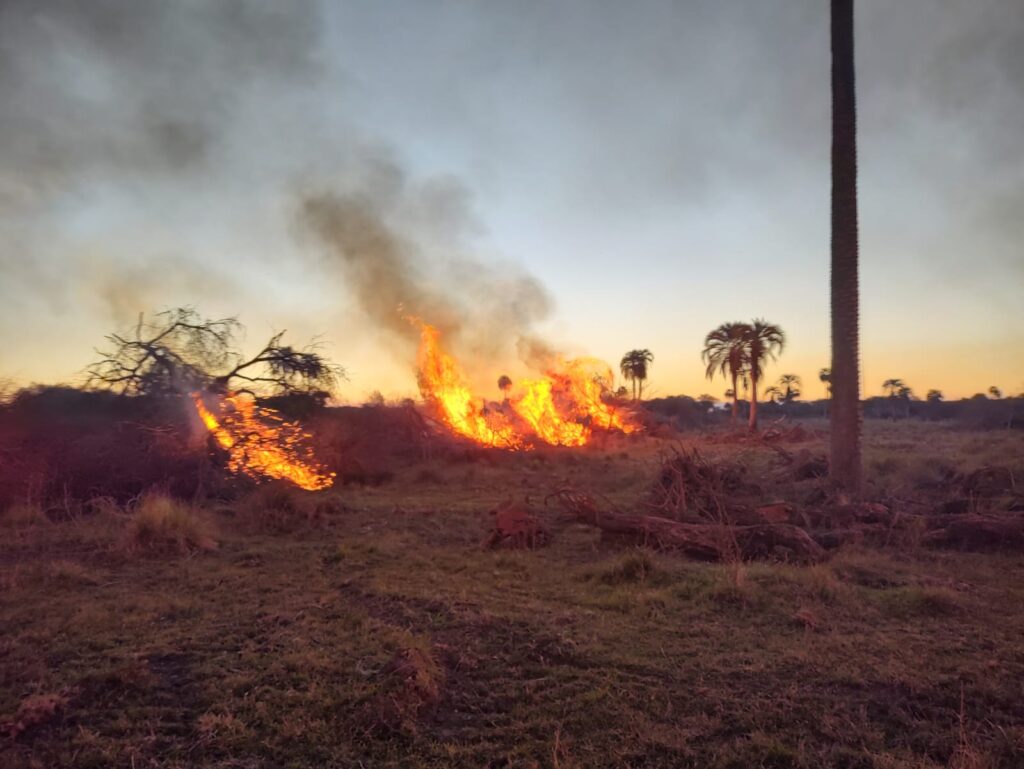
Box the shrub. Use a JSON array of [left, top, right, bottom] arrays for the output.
[[123, 493, 217, 555], [230, 483, 345, 532], [596, 551, 660, 585]]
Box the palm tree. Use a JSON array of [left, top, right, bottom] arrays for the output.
[[819, 367, 832, 398], [763, 385, 782, 404], [989, 386, 1003, 399], [819, 367, 832, 417], [619, 349, 654, 401], [743, 319, 785, 431], [497, 374, 513, 402], [926, 389, 943, 402], [830, 0, 862, 494], [778, 373, 802, 404], [897, 385, 914, 419], [882, 378, 905, 398], [702, 322, 749, 424], [882, 378, 905, 420]]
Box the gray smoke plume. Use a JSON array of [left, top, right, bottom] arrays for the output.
[[297, 155, 553, 360], [0, 0, 322, 325]]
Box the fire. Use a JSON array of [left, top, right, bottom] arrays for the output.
[[192, 392, 335, 490], [414, 320, 636, 449], [554, 357, 637, 434], [512, 378, 588, 447], [415, 323, 523, 448]]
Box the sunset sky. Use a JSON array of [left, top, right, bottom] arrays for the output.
[[1, 0, 1022, 402]]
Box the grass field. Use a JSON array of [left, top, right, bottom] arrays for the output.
[[2, 422, 1023, 768]]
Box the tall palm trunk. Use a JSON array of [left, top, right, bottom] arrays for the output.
[[829, 0, 863, 493], [748, 373, 759, 431], [730, 371, 739, 423]]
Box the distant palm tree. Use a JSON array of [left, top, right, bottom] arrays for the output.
[[702, 322, 749, 424], [620, 349, 654, 401], [926, 389, 943, 402], [743, 319, 785, 431], [989, 386, 1003, 399], [830, 0, 863, 494], [897, 385, 914, 418], [497, 375, 513, 402], [881, 378, 905, 420], [819, 367, 832, 417], [777, 373, 802, 404], [763, 385, 782, 404], [882, 378, 905, 398]]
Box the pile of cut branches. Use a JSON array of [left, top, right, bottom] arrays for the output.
[[645, 446, 748, 522], [548, 485, 826, 565]]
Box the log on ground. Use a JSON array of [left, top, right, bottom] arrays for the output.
[[577, 510, 827, 564]]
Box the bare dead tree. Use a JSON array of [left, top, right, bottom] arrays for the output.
[[87, 307, 344, 398]]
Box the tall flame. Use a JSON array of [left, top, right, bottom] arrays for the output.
[[415, 322, 523, 449], [554, 358, 637, 434], [512, 378, 588, 447], [192, 392, 335, 490], [414, 320, 636, 449]]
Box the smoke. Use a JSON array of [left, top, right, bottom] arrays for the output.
[[0, 0, 318, 197], [297, 155, 553, 362], [0, 0, 323, 327], [0, 0, 555, 383]]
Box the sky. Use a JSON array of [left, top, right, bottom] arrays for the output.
[[1, 0, 1022, 402]]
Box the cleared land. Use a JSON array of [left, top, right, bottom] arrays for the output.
[[2, 422, 1023, 768]]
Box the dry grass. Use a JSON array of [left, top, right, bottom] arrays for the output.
[[0, 502, 48, 527], [229, 483, 347, 533], [1, 424, 1023, 767], [122, 493, 217, 555]]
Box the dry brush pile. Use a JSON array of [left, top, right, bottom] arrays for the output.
[[544, 442, 1024, 565]]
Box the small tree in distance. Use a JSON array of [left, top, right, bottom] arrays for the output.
[[777, 373, 802, 404], [620, 349, 654, 401], [497, 375, 513, 402]]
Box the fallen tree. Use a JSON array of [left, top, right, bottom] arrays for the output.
[[549, 488, 827, 564]]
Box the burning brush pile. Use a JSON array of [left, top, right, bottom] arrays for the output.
[[191, 392, 335, 491], [413, 320, 637, 449]]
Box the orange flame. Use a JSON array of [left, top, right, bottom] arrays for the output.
[[192, 392, 335, 490], [415, 323, 523, 448], [554, 357, 637, 434], [511, 378, 588, 447], [414, 320, 636, 449]]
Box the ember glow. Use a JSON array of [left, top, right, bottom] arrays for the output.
[[414, 320, 637, 448], [192, 393, 335, 490]]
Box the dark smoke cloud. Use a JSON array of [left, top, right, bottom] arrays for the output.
[[297, 156, 553, 360], [0, 0, 318, 198], [0, 0, 324, 332]]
